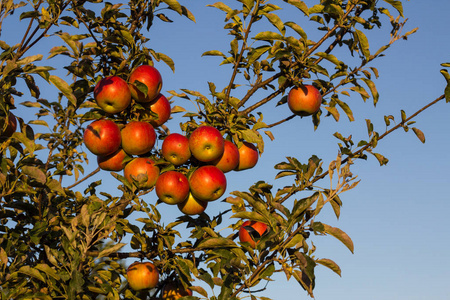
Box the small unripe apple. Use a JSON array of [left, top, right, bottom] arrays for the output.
[[94, 76, 131, 114], [127, 261, 159, 291], [287, 84, 322, 116]]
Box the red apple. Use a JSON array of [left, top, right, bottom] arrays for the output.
[[97, 148, 129, 171], [124, 157, 160, 189], [189, 126, 224, 162], [287, 84, 322, 116], [94, 76, 131, 114], [155, 171, 190, 205], [141, 94, 171, 127], [83, 119, 121, 156], [128, 65, 163, 103], [213, 140, 239, 173], [1, 112, 17, 137], [161, 133, 191, 166], [127, 261, 159, 291], [189, 165, 226, 202], [235, 142, 259, 171], [162, 282, 193, 299], [121, 121, 156, 155], [177, 193, 208, 215], [238, 220, 268, 248]]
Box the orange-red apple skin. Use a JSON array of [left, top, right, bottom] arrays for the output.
[[189, 126, 224, 162], [155, 171, 190, 205], [128, 65, 162, 103], [161, 133, 191, 166], [83, 119, 121, 156], [94, 76, 131, 114], [235, 142, 259, 171], [121, 121, 156, 155], [287, 85, 322, 116], [124, 157, 160, 189]]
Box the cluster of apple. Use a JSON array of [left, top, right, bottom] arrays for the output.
[[83, 65, 260, 216], [126, 261, 192, 297]]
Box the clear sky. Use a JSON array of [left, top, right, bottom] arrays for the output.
[[5, 1, 450, 299]]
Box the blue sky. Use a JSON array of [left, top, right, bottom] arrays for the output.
[[5, 1, 450, 299]]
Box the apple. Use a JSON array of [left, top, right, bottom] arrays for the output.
[[162, 282, 193, 300], [238, 220, 268, 248], [140, 93, 171, 127], [287, 84, 322, 116], [177, 193, 208, 215], [127, 261, 159, 291], [83, 119, 121, 156], [161, 133, 191, 166], [235, 142, 258, 171], [121, 121, 156, 155], [124, 157, 160, 189], [1, 112, 17, 137], [155, 171, 190, 205], [189, 165, 226, 202], [189, 126, 224, 162], [94, 76, 131, 114], [97, 148, 129, 171], [213, 140, 239, 173], [128, 65, 162, 103]]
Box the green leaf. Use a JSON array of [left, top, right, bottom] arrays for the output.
[[354, 29, 370, 60], [16, 54, 43, 66], [35, 263, 60, 280], [316, 258, 341, 276], [285, 0, 309, 16], [22, 166, 46, 184], [382, 0, 404, 17], [197, 237, 237, 249], [48, 75, 77, 106], [263, 13, 285, 35], [254, 31, 284, 41], [361, 78, 379, 106], [207, 2, 233, 14], [315, 52, 341, 65], [202, 50, 227, 58], [97, 243, 126, 259], [285, 22, 307, 40], [231, 211, 266, 223], [18, 265, 46, 282], [313, 222, 354, 253]]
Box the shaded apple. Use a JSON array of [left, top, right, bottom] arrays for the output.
[[97, 148, 129, 171], [177, 193, 208, 215], [235, 142, 259, 171], [238, 220, 268, 248], [213, 140, 239, 173], [140, 93, 171, 127]]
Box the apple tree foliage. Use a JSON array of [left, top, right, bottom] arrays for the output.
[[0, 0, 448, 299]]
